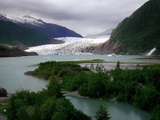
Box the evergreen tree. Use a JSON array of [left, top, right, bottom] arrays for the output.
[[116, 61, 120, 69], [95, 105, 111, 120]]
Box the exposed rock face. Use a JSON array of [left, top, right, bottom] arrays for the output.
[[0, 44, 37, 57], [90, 41, 121, 54]]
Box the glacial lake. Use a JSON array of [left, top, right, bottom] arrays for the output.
[[0, 55, 156, 120], [65, 95, 150, 120]]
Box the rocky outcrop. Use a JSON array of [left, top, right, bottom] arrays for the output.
[[0, 44, 37, 57]]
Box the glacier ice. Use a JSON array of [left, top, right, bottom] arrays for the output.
[[25, 36, 110, 55]]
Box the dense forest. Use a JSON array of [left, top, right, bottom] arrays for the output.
[[6, 79, 91, 120], [5, 62, 91, 120], [5, 61, 160, 120]]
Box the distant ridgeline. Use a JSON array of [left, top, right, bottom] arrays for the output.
[[16, 16, 82, 39], [0, 15, 82, 47], [93, 0, 160, 55]]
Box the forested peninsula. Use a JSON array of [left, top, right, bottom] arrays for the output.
[[5, 61, 160, 120]]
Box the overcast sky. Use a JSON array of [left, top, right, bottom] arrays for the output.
[[0, 0, 148, 35]]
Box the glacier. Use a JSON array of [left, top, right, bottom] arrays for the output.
[[25, 35, 110, 55]]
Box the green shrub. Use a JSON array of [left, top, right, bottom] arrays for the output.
[[0, 88, 7, 97]]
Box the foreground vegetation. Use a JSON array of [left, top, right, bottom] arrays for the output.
[[6, 61, 160, 120], [0, 99, 9, 113], [6, 80, 91, 120], [95, 105, 111, 120]]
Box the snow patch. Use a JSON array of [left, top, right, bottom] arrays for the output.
[[6, 15, 45, 26]]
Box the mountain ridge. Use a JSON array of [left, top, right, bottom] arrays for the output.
[[91, 0, 160, 55], [0, 14, 82, 48], [6, 15, 82, 38], [0, 19, 50, 46]]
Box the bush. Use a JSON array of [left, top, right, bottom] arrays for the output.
[[95, 105, 111, 120], [6, 88, 91, 120], [0, 88, 7, 97]]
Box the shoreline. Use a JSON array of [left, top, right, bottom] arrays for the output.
[[79, 62, 139, 70], [62, 91, 89, 98], [0, 93, 15, 100], [62, 91, 81, 97]]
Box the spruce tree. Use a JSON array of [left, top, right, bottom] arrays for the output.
[[95, 105, 111, 120]]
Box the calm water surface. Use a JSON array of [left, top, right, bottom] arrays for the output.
[[65, 95, 150, 120], [0, 55, 155, 120]]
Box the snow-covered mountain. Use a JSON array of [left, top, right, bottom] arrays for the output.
[[8, 15, 45, 27], [0, 14, 9, 21], [25, 36, 110, 55], [0, 14, 82, 39], [0, 14, 45, 26]]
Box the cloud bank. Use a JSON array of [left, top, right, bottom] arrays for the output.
[[0, 0, 148, 35]]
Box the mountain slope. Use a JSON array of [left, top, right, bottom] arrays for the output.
[[94, 0, 160, 55], [0, 20, 50, 46], [85, 28, 113, 38], [0, 14, 82, 47], [10, 15, 82, 38], [0, 44, 37, 57]]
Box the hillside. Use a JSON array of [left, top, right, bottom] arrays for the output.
[[92, 0, 160, 55], [0, 14, 82, 47], [0, 20, 50, 46], [8, 15, 82, 38], [0, 44, 37, 57]]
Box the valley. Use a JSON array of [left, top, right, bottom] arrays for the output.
[[0, 0, 160, 120]]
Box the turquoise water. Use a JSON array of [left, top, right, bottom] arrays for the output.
[[65, 95, 150, 120], [0, 55, 154, 120], [0, 55, 159, 93]]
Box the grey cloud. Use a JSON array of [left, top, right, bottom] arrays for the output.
[[0, 0, 149, 35], [0, 0, 84, 20]]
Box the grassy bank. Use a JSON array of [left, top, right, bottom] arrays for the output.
[[0, 98, 10, 113]]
